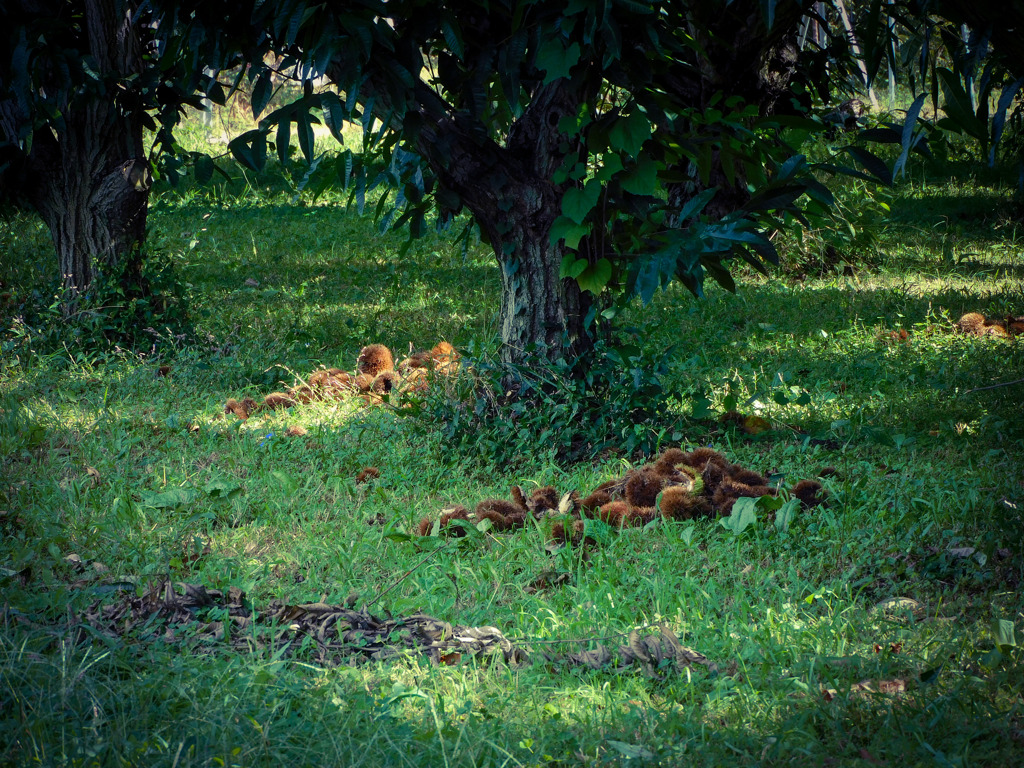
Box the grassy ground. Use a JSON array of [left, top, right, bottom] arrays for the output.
[[1, 121, 1022, 766]]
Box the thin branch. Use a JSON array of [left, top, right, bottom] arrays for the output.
[[365, 542, 450, 609], [961, 377, 1024, 395]]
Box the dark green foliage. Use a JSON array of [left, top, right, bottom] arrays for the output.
[[408, 336, 680, 467], [3, 244, 193, 356]]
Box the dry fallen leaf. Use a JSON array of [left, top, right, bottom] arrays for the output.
[[86, 466, 101, 486]]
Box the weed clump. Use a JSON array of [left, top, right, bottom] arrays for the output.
[[407, 336, 679, 466]]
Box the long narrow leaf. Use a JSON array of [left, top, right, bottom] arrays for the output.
[[894, 92, 927, 178], [843, 146, 892, 186]]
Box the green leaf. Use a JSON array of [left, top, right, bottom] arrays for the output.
[[228, 130, 267, 172], [608, 111, 651, 157], [142, 488, 199, 509], [440, 13, 464, 61], [277, 118, 291, 166], [619, 154, 658, 196], [607, 741, 655, 760], [320, 92, 348, 143], [773, 498, 799, 532], [203, 479, 241, 499], [559, 255, 589, 279], [251, 72, 274, 119], [271, 470, 298, 495], [676, 187, 717, 223], [194, 154, 214, 184], [560, 179, 602, 224], [596, 153, 625, 181], [551, 217, 591, 249], [842, 146, 892, 186], [296, 110, 315, 163], [691, 392, 713, 419], [720, 497, 758, 535], [992, 619, 1017, 652], [575, 258, 613, 294], [536, 39, 581, 84], [937, 67, 988, 145], [894, 93, 927, 177]]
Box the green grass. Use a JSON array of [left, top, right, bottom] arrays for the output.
[[1, 127, 1023, 766]]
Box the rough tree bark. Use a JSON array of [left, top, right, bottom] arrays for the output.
[[352, 66, 595, 364], [0, 0, 152, 315]]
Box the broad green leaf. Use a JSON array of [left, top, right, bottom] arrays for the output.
[[271, 470, 298, 495], [990, 77, 1024, 164], [607, 741, 655, 760], [251, 72, 274, 119], [773, 498, 799, 532], [440, 13, 464, 61], [608, 111, 651, 157], [894, 93, 927, 177], [720, 497, 758, 535], [691, 392, 713, 419], [559, 255, 589, 279], [992, 619, 1017, 652], [228, 130, 267, 172], [142, 488, 199, 509], [320, 92, 348, 143], [576, 258, 613, 294], [296, 110, 315, 163], [203, 478, 241, 499], [560, 180, 602, 224], [194, 154, 214, 183], [551, 217, 591, 249], [619, 154, 658, 196], [676, 187, 717, 223], [595, 153, 625, 181], [536, 39, 581, 84]]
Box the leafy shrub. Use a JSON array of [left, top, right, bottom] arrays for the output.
[[406, 335, 683, 467], [2, 243, 193, 358]]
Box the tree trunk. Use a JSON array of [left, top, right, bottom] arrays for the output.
[[490, 190, 590, 364], [1, 0, 151, 315], [28, 124, 151, 312], [407, 84, 594, 365]]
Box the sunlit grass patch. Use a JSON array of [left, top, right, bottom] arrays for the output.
[[1, 126, 1023, 765]]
